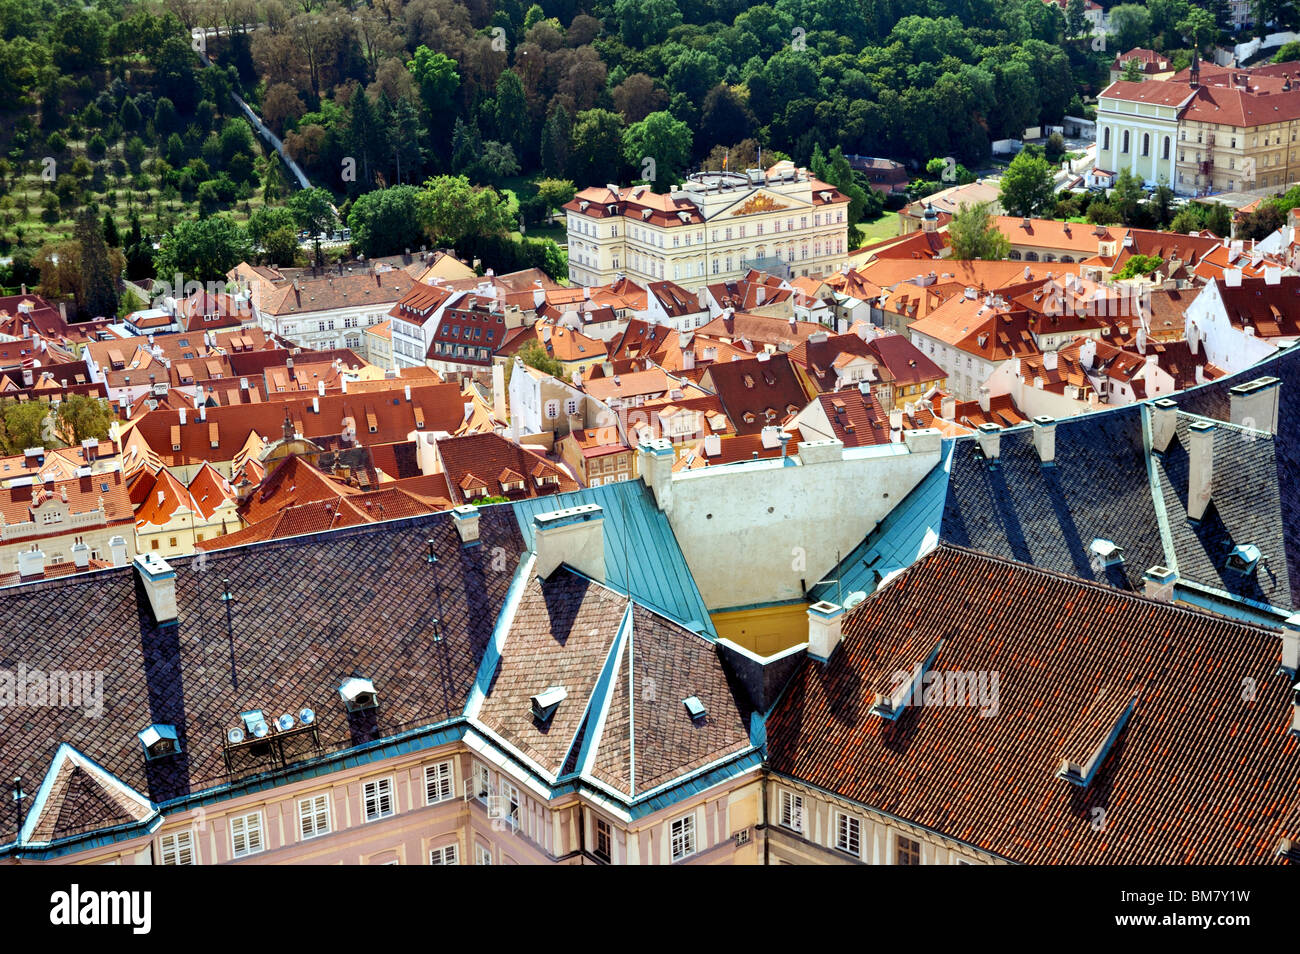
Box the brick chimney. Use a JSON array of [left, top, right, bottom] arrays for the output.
[[1229, 376, 1281, 435], [807, 600, 844, 662], [1150, 398, 1178, 452], [1187, 420, 1215, 522], [533, 504, 605, 583], [1032, 415, 1057, 464], [1143, 565, 1177, 601], [135, 553, 178, 624]]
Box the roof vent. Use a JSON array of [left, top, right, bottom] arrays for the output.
[[1226, 543, 1262, 574], [339, 676, 379, 713], [1090, 538, 1124, 567], [683, 696, 707, 721], [530, 686, 567, 722], [138, 724, 180, 760], [1057, 687, 1137, 787]]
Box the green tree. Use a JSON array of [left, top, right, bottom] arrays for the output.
[[569, 109, 624, 186], [286, 187, 337, 266], [1065, 0, 1087, 37], [621, 110, 692, 186], [1113, 254, 1164, 279], [999, 150, 1055, 217], [1178, 7, 1217, 50], [55, 394, 113, 445], [1, 400, 49, 454], [102, 211, 120, 248], [155, 215, 252, 283], [348, 185, 426, 257], [418, 175, 514, 248], [493, 70, 529, 158], [613, 0, 681, 47], [1122, 59, 1143, 82], [534, 178, 576, 219], [1109, 5, 1153, 52], [948, 201, 1011, 260], [1112, 169, 1146, 224], [540, 106, 572, 178], [76, 209, 118, 321]]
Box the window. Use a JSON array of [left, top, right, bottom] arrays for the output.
[[779, 789, 804, 832], [896, 834, 922, 865], [475, 843, 493, 865], [230, 812, 264, 859], [298, 793, 331, 840], [835, 812, 861, 857], [159, 830, 194, 865], [425, 761, 454, 804], [595, 818, 612, 862], [430, 844, 459, 865], [473, 763, 491, 802], [363, 777, 396, 821], [502, 781, 521, 830], [670, 813, 697, 861]]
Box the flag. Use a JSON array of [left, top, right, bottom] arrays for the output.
[[723, 149, 729, 171]]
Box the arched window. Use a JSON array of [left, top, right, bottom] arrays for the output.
[[1025, 251, 1040, 262], [1103, 127, 1111, 150], [1142, 133, 1150, 157], [1008, 250, 1022, 260], [1162, 136, 1171, 160], [1061, 255, 1074, 263], [1122, 130, 1130, 154]]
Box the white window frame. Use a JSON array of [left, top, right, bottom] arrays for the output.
[[779, 789, 804, 833], [363, 777, 396, 822], [473, 762, 492, 802], [298, 793, 331, 840], [230, 811, 264, 859], [834, 811, 861, 858], [429, 843, 459, 865], [670, 813, 697, 862], [475, 842, 493, 866], [425, 760, 454, 805], [595, 817, 613, 862], [158, 829, 195, 865]]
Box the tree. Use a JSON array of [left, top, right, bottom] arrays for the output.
[[474, 141, 520, 186], [0, 400, 49, 454], [76, 210, 118, 321], [612, 74, 668, 124], [1205, 202, 1232, 237], [418, 175, 514, 248], [1122, 59, 1144, 82], [569, 109, 624, 186], [999, 150, 1055, 217], [55, 394, 113, 446], [1112, 169, 1146, 224], [1108, 5, 1153, 53], [155, 215, 252, 283], [1238, 203, 1285, 241], [540, 106, 572, 178], [1065, 0, 1087, 37], [493, 70, 529, 158], [102, 212, 120, 248], [613, 0, 681, 47], [347, 184, 426, 257], [1178, 7, 1217, 50], [534, 178, 576, 219], [948, 202, 1011, 260], [286, 187, 337, 265], [1113, 254, 1164, 279], [622, 110, 692, 186], [246, 205, 298, 265]]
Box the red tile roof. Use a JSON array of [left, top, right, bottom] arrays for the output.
[[699, 353, 811, 435], [436, 432, 578, 503]]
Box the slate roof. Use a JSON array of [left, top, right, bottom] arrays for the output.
[[768, 544, 1300, 864], [0, 507, 527, 850]]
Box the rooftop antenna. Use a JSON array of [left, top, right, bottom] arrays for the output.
[[12, 776, 24, 845], [220, 578, 238, 689], [621, 488, 632, 607], [812, 549, 844, 606]]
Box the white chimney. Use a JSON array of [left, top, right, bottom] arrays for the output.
[[1032, 415, 1057, 464], [638, 438, 675, 514], [1265, 265, 1282, 285], [941, 393, 956, 419], [978, 386, 991, 414], [312, 396, 320, 414], [451, 504, 480, 544], [807, 601, 844, 661], [1187, 420, 1215, 522], [1143, 565, 1178, 602], [533, 505, 605, 583], [178, 408, 187, 426], [1224, 267, 1243, 287], [1150, 398, 1178, 453], [976, 422, 1001, 461], [17, 548, 45, 579], [71, 542, 90, 569], [1229, 377, 1281, 434], [318, 380, 326, 396], [1043, 351, 1059, 372], [405, 384, 412, 402], [1282, 613, 1300, 676], [199, 403, 206, 422], [109, 535, 128, 567], [134, 553, 178, 624]]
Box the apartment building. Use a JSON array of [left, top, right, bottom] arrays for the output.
[[565, 161, 850, 290]]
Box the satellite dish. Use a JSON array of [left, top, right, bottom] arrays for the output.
[[843, 590, 868, 610], [276, 713, 295, 731], [252, 721, 269, 739], [227, 727, 245, 744], [299, 707, 315, 725]]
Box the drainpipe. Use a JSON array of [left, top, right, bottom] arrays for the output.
[[760, 763, 770, 865]]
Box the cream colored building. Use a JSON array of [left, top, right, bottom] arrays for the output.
[[565, 162, 850, 291], [1096, 80, 1188, 188]]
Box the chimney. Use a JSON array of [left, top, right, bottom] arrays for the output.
[[1150, 398, 1178, 452], [978, 386, 991, 414], [1143, 565, 1178, 602], [807, 601, 844, 662], [318, 380, 326, 396], [533, 505, 605, 583], [1136, 325, 1147, 354], [71, 542, 90, 569], [1281, 613, 1300, 677], [976, 422, 1001, 461], [81, 438, 97, 463], [312, 396, 320, 414], [451, 504, 480, 545], [178, 408, 187, 426], [17, 548, 45, 579], [109, 536, 128, 567], [134, 553, 178, 625], [404, 384, 412, 402], [1043, 351, 1059, 372], [1187, 420, 1215, 522], [637, 438, 675, 514], [1032, 415, 1057, 464], [940, 393, 956, 419], [1229, 377, 1281, 435]]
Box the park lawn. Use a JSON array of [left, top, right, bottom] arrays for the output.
[[857, 211, 901, 244]]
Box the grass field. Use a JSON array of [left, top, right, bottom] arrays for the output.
[[857, 211, 901, 244]]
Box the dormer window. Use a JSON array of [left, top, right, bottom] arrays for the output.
[[1227, 543, 1262, 574], [1090, 538, 1124, 567], [530, 686, 567, 722], [138, 724, 181, 760], [1057, 687, 1138, 787], [339, 676, 379, 713]]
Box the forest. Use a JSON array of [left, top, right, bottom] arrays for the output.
[[0, 0, 1270, 311]]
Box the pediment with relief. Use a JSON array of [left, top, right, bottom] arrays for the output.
[[729, 192, 792, 216]]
